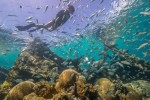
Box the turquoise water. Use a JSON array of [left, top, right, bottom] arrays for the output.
[[0, 0, 150, 69]]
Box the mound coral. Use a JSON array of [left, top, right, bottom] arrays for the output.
[[5, 81, 35, 100], [95, 78, 114, 94], [95, 78, 115, 99], [55, 69, 80, 91]]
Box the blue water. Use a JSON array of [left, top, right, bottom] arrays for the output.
[[0, 0, 150, 69], [52, 0, 150, 61]]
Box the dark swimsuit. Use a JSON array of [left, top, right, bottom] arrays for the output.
[[53, 10, 70, 29]]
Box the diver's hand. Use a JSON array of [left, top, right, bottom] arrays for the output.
[[47, 26, 54, 32]]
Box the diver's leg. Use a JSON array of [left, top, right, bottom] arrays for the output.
[[27, 24, 45, 32], [16, 23, 36, 31], [44, 20, 55, 29], [35, 24, 45, 28]]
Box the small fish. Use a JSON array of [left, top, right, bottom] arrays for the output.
[[84, 57, 89, 62], [75, 28, 81, 31], [26, 16, 32, 21], [1, 52, 7, 55], [45, 5, 48, 12], [136, 32, 147, 36], [140, 12, 150, 15], [36, 19, 39, 24], [61, 61, 68, 66], [116, 62, 124, 68], [89, 12, 97, 19], [8, 14, 18, 17], [73, 20, 76, 24], [54, 57, 58, 60], [121, 61, 131, 65], [59, 0, 69, 6], [20, 5, 22, 8], [12, 32, 18, 35], [93, 46, 100, 50], [0, 24, 4, 28], [115, 90, 121, 96], [26, 20, 33, 23], [67, 65, 74, 69], [142, 49, 150, 57], [136, 43, 149, 50], [90, 0, 95, 3], [63, 0, 69, 2], [36, 7, 41, 10], [84, 23, 89, 28], [51, 67, 58, 72], [70, 73, 76, 79], [100, 0, 104, 4], [61, 30, 67, 34]]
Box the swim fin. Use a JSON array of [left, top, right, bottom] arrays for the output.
[[16, 23, 36, 31]]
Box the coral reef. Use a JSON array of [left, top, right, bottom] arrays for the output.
[[0, 38, 149, 100], [1, 69, 145, 100]]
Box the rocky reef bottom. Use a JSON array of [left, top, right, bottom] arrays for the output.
[[0, 69, 150, 100]]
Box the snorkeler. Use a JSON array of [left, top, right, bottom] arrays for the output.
[[16, 4, 75, 32]]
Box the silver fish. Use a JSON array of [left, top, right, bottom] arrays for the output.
[[136, 43, 149, 50], [36, 6, 41, 10], [8, 14, 18, 17], [116, 62, 124, 68], [140, 12, 150, 15], [100, 0, 104, 4], [121, 61, 131, 65], [136, 32, 147, 36], [26, 17, 32, 21], [142, 49, 150, 57], [45, 5, 48, 12]]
